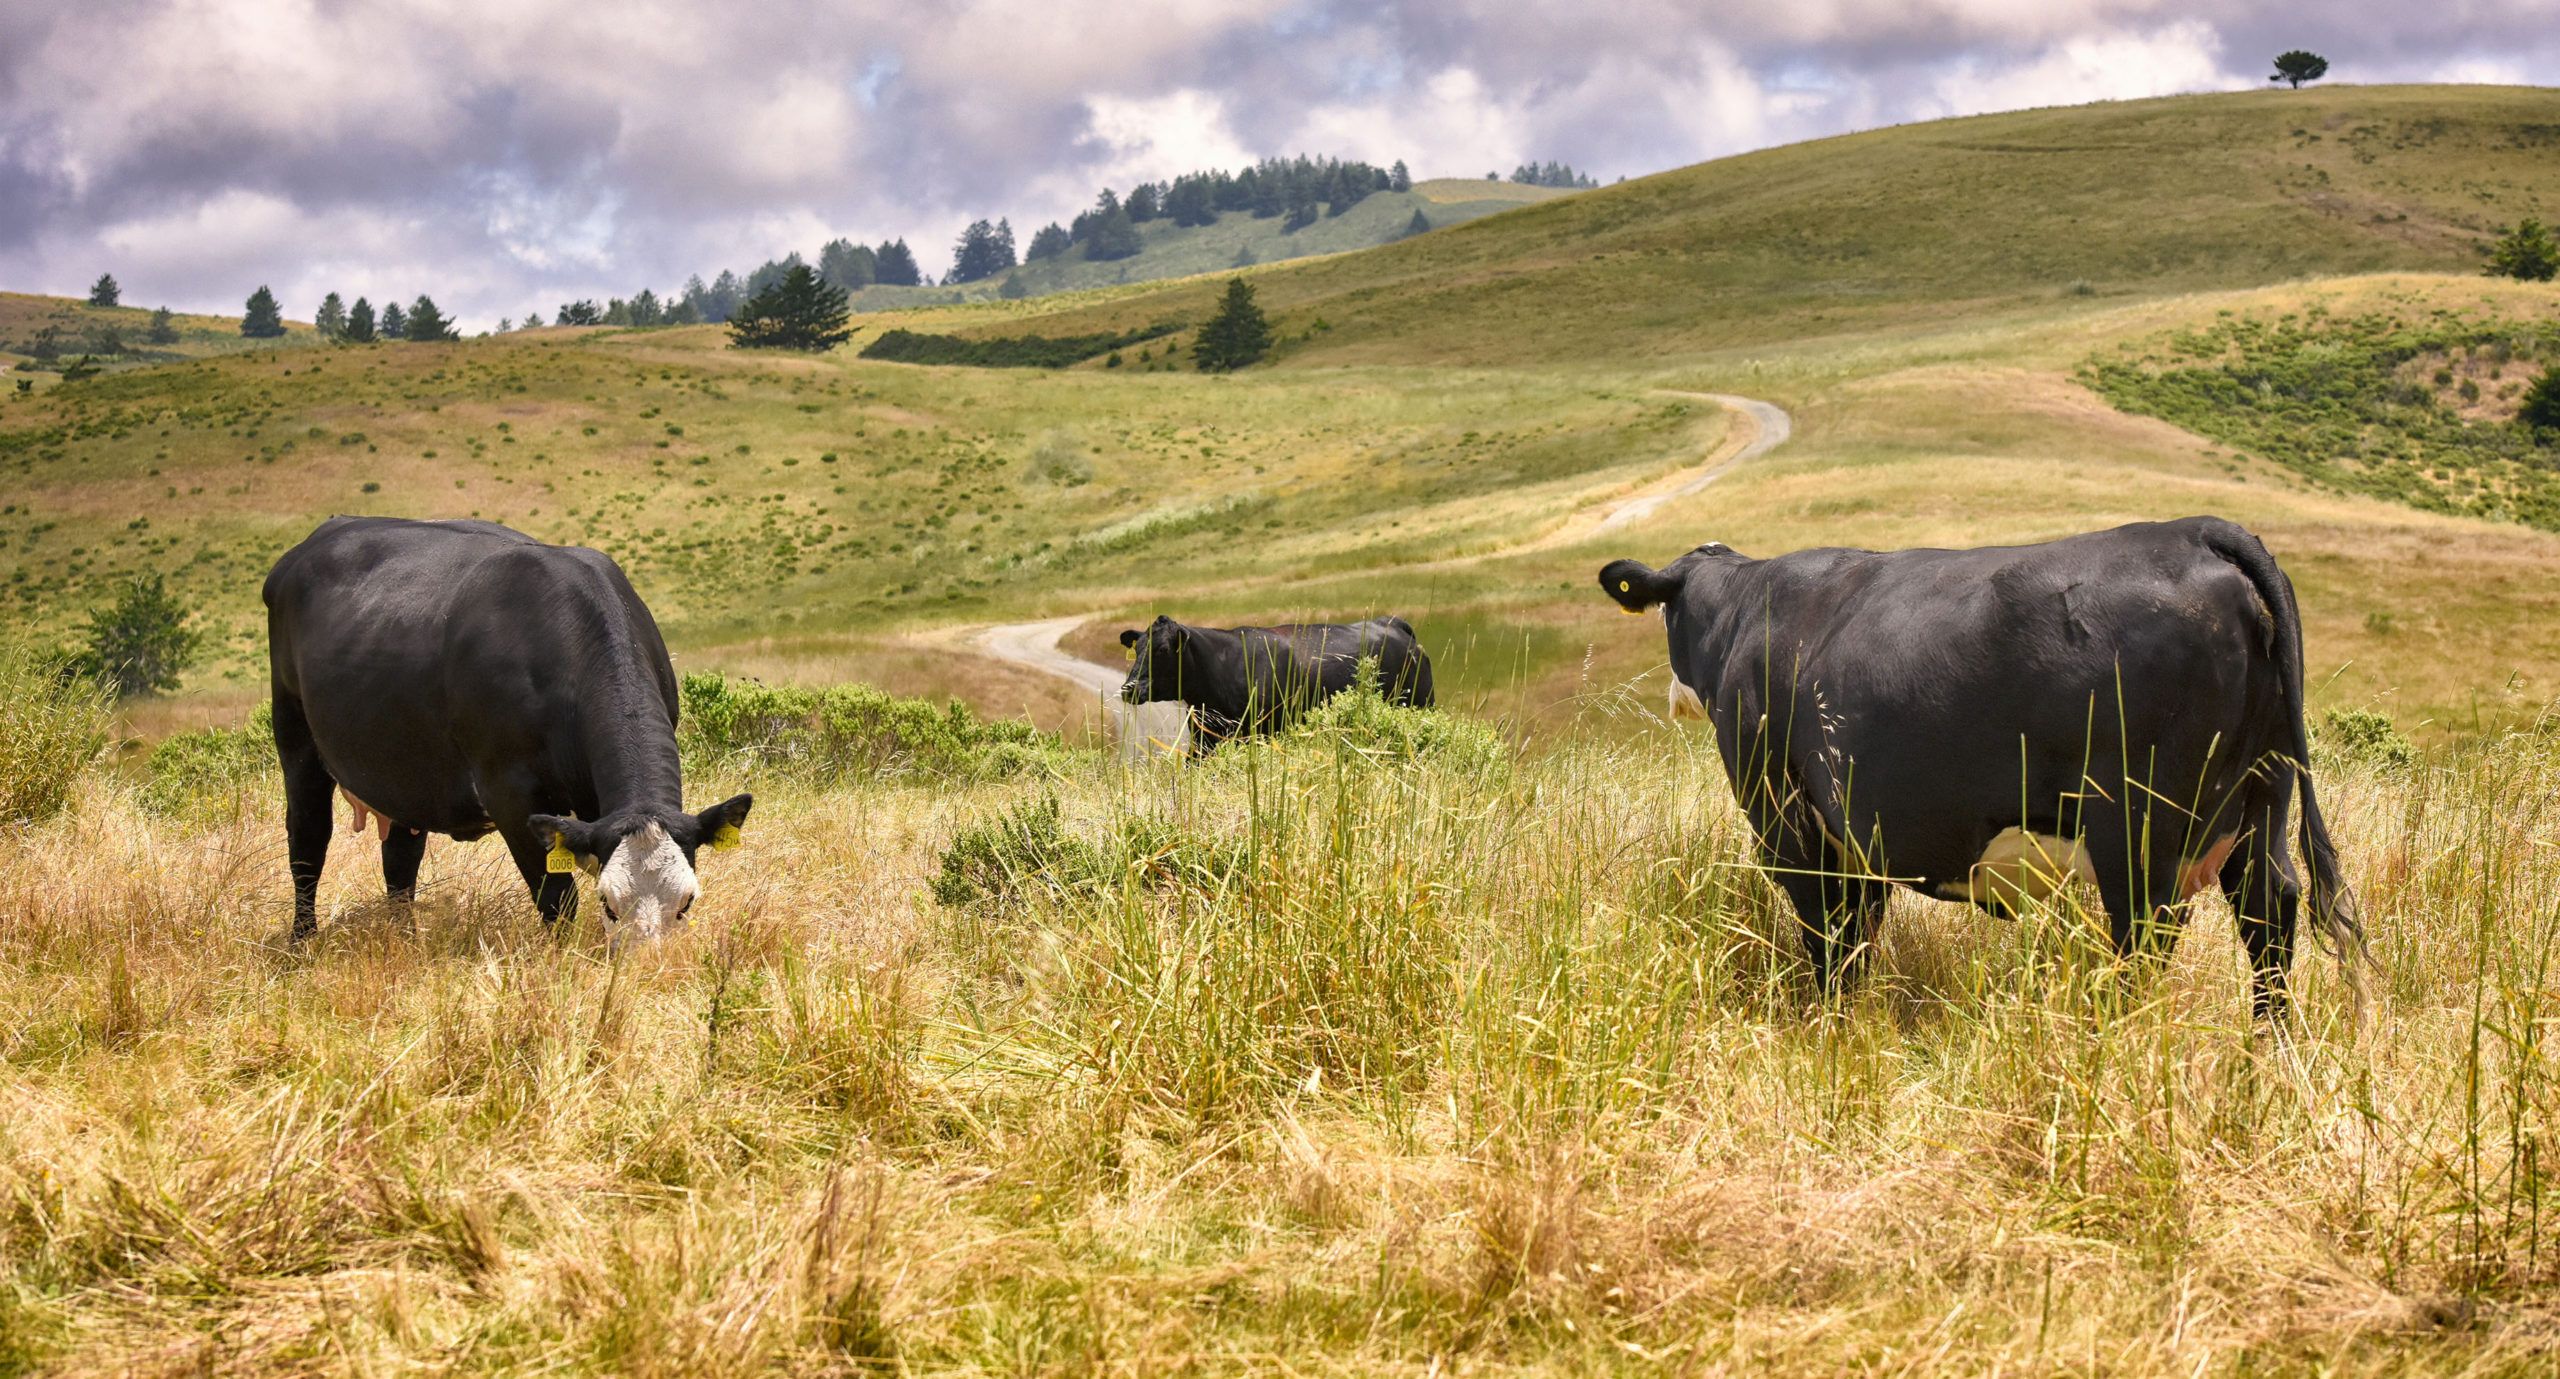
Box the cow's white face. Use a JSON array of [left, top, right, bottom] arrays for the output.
[[596, 820, 699, 947]]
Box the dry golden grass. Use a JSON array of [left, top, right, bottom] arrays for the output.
[[4, 708, 2556, 1375]]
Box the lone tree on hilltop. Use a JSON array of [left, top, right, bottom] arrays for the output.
[[146, 306, 178, 345], [313, 291, 346, 340], [379, 301, 406, 339], [344, 296, 377, 343], [2486, 217, 2560, 282], [1194, 277, 1272, 373], [404, 295, 458, 341], [2270, 51, 2328, 88], [88, 274, 120, 308], [728, 263, 852, 352], [240, 285, 286, 338]]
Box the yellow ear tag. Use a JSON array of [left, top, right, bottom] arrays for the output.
[[1618, 580, 1631, 592], [1123, 644, 1137, 662], [545, 838, 576, 874], [709, 824, 742, 851]]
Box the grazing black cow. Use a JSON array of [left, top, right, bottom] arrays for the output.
[[1117, 615, 1434, 749], [263, 517, 750, 945], [1599, 517, 2365, 1017]]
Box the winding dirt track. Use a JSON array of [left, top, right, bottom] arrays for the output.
[[965, 391, 1795, 750]]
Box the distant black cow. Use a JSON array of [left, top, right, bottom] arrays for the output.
[[1600, 517, 2365, 1017], [263, 517, 750, 945], [1117, 615, 1434, 750]]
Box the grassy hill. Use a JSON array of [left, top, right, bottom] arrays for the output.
[[1, 292, 317, 386], [978, 85, 2560, 362], [840, 179, 1570, 310]]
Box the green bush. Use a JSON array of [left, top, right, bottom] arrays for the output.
[[930, 796, 1105, 909], [62, 574, 201, 697], [2485, 218, 2560, 282], [1267, 659, 1508, 776], [2317, 707, 2416, 773], [678, 673, 1070, 783], [859, 322, 1178, 369], [140, 704, 275, 823], [0, 652, 110, 827]]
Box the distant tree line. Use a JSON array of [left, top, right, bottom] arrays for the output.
[[1509, 161, 1600, 189], [861, 321, 1180, 369], [293, 287, 456, 342]]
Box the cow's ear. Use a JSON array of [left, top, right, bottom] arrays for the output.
[[693, 793, 753, 851], [529, 813, 600, 858], [1119, 628, 1142, 648], [1598, 559, 1680, 614]]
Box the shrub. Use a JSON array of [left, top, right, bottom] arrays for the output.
[[1276, 658, 1509, 776], [0, 651, 110, 827], [678, 673, 1070, 783], [1025, 433, 1093, 487], [859, 323, 1178, 369], [63, 574, 200, 697], [2317, 707, 2416, 773], [930, 796, 1104, 909], [140, 705, 275, 823]]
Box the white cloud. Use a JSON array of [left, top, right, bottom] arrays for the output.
[[1924, 20, 2230, 117]]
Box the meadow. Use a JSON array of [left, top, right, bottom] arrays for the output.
[[2, 669, 2555, 1374], [2, 84, 2559, 1374]]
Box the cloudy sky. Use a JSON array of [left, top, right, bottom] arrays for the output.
[[5, 1, 2552, 330]]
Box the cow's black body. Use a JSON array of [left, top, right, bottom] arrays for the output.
[[1601, 517, 2363, 1016], [263, 517, 743, 938], [1118, 615, 1434, 750]]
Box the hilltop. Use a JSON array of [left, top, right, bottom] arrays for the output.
[[844, 179, 1572, 309], [1, 293, 316, 384]]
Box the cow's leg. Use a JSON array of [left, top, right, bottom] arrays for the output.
[[381, 825, 428, 907], [1775, 863, 1886, 994], [2088, 814, 2191, 992], [2220, 806, 2302, 1023], [273, 694, 335, 943]]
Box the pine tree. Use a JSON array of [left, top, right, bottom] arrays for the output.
[[947, 219, 1018, 283], [496, 317, 513, 334], [1390, 160, 1412, 193], [872, 241, 922, 287], [147, 307, 179, 345], [2486, 218, 2560, 282], [379, 301, 407, 339], [727, 264, 852, 352], [314, 291, 347, 341], [404, 295, 456, 340], [2522, 367, 2560, 433], [240, 285, 287, 338], [630, 288, 663, 326], [555, 300, 602, 326], [1194, 277, 1272, 372], [1401, 208, 1431, 239], [1025, 223, 1073, 261], [88, 274, 121, 308], [818, 238, 876, 290], [1087, 204, 1141, 260], [344, 297, 377, 343]]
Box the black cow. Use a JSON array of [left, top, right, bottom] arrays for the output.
[[1117, 615, 1434, 749], [263, 517, 750, 945], [1599, 517, 2365, 1017]]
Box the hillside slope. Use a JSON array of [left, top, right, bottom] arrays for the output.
[[842, 179, 1569, 309], [982, 85, 2560, 364], [2, 292, 318, 386]]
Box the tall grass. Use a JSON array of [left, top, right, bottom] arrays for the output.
[[0, 651, 109, 829], [1, 709, 2556, 1372]]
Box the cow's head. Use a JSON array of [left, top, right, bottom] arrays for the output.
[[1118, 616, 1190, 705], [528, 793, 753, 947]]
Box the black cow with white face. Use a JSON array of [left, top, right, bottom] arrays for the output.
[[263, 517, 750, 946], [1600, 516, 2365, 1017], [1117, 615, 1434, 750]]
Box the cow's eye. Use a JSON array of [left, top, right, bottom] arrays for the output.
[[603, 900, 621, 924]]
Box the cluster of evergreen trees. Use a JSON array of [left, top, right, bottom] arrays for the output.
[[298, 289, 456, 343], [1017, 155, 1412, 270], [1507, 161, 1600, 189]]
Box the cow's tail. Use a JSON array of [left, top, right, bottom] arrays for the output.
[[1599, 559, 1684, 614], [2205, 523, 2373, 1003]]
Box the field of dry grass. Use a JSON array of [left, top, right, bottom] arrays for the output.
[[3, 690, 2556, 1374]]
